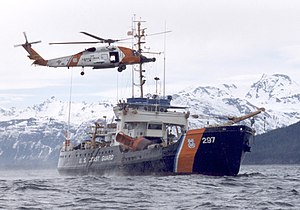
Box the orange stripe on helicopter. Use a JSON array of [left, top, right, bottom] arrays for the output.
[[175, 128, 205, 173], [68, 52, 83, 67], [118, 46, 141, 64], [23, 45, 48, 66]]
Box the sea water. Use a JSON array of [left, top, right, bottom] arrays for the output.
[[0, 165, 299, 209]]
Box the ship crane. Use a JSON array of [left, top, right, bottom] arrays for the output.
[[222, 108, 265, 126], [190, 108, 265, 126]]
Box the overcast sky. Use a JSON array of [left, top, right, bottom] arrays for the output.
[[1, 0, 300, 108]]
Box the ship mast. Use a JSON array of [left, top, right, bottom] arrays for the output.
[[132, 19, 168, 98], [135, 21, 146, 98]]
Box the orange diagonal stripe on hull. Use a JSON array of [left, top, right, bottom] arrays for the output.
[[177, 128, 205, 173]]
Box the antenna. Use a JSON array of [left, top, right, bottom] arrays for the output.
[[67, 69, 73, 135], [163, 21, 167, 98], [154, 77, 160, 95], [65, 69, 73, 151], [116, 69, 119, 103], [131, 14, 136, 98]]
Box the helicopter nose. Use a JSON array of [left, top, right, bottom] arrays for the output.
[[140, 55, 156, 63]]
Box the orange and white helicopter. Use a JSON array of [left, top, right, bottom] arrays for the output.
[[15, 32, 156, 75]]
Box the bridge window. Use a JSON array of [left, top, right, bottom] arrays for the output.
[[148, 123, 162, 130]]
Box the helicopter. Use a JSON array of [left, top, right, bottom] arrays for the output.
[[15, 32, 156, 75]]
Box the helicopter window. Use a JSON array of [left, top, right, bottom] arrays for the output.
[[110, 55, 116, 62], [86, 47, 96, 52], [101, 54, 108, 60], [109, 52, 119, 63]]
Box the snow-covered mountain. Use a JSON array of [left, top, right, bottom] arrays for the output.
[[173, 74, 300, 134], [0, 96, 115, 125], [0, 74, 299, 168], [0, 97, 116, 168]]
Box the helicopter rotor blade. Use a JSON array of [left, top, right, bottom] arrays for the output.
[[145, 30, 172, 37], [30, 41, 42, 45], [14, 40, 41, 48], [142, 51, 162, 55], [14, 44, 24, 48], [23, 32, 28, 43], [80, 32, 107, 42], [50, 31, 133, 46], [80, 31, 124, 44], [49, 41, 102, 45]]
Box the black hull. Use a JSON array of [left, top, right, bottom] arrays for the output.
[[57, 125, 253, 176]]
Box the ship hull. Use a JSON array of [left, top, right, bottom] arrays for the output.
[[57, 125, 253, 176]]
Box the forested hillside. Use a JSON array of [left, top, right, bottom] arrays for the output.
[[243, 121, 300, 164]]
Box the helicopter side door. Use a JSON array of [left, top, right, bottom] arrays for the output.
[[109, 51, 119, 63]]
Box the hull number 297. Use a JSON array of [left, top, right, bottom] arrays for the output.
[[202, 137, 216, 144]]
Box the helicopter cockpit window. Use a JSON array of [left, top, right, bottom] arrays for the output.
[[86, 47, 96, 52]]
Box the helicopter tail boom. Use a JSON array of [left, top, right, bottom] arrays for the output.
[[15, 32, 48, 66], [24, 45, 48, 66]]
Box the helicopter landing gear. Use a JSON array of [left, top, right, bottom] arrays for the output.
[[80, 67, 85, 76], [117, 65, 126, 72]]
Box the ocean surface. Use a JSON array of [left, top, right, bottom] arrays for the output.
[[0, 165, 299, 210]]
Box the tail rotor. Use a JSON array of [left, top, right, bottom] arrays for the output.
[[15, 32, 47, 65], [14, 32, 41, 48]]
